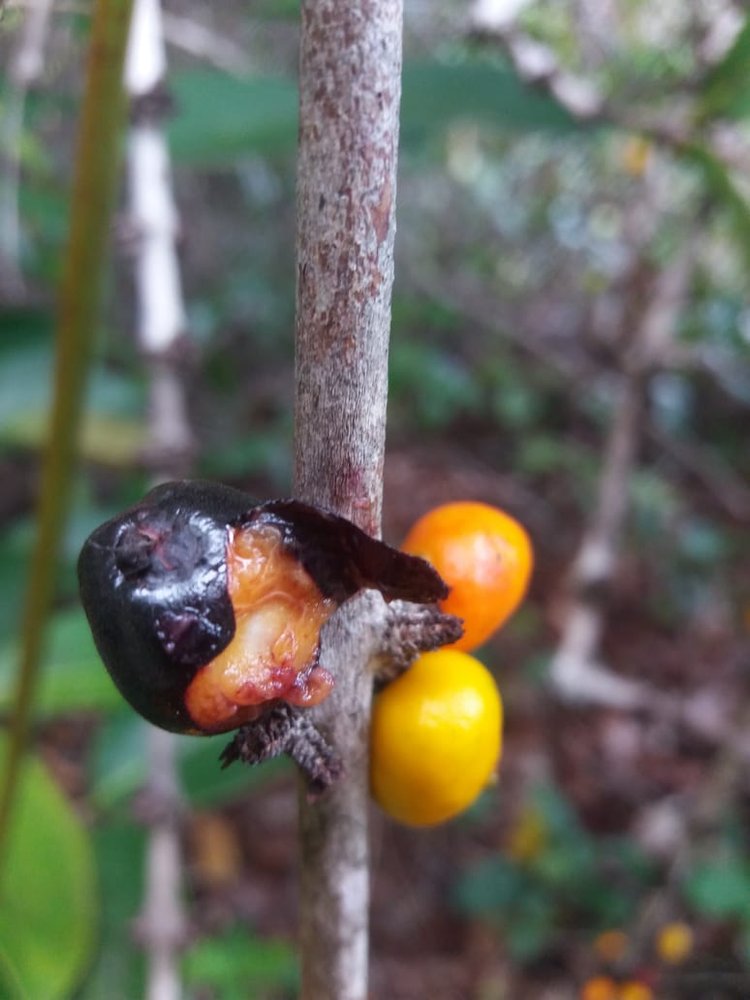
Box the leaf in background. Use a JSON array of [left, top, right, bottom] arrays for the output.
[[252, 0, 300, 20], [0, 738, 97, 999], [452, 856, 557, 960], [683, 856, 750, 920], [181, 739, 289, 808], [91, 714, 290, 811], [0, 307, 145, 426], [389, 340, 481, 429], [454, 854, 529, 915], [168, 58, 588, 168], [184, 925, 298, 1000], [1, 412, 148, 468], [685, 145, 750, 274], [698, 16, 750, 121], [400, 60, 585, 144], [0, 530, 31, 640], [0, 608, 122, 717], [0, 310, 146, 464], [168, 72, 298, 165], [77, 821, 145, 1000], [88, 714, 150, 811]]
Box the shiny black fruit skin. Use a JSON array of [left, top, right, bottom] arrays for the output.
[[78, 480, 448, 734]]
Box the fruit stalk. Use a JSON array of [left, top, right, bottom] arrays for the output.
[[0, 0, 134, 869], [293, 0, 403, 996]]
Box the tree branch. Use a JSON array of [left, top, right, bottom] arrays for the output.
[[0, 0, 55, 299], [549, 243, 695, 707], [123, 0, 192, 994], [293, 0, 403, 996]]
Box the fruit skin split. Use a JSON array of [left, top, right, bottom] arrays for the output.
[[78, 479, 448, 736]]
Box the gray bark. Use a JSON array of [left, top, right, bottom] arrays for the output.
[[293, 1, 404, 997]]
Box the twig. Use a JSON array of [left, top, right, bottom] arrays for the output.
[[649, 427, 750, 522], [161, 12, 250, 75], [123, 0, 192, 994], [6, 1, 252, 74], [132, 728, 186, 1000], [293, 0, 403, 996], [469, 0, 739, 152], [0, 0, 134, 870], [0, 0, 55, 299], [549, 244, 695, 707]]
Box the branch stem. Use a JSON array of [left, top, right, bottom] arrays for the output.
[[293, 1, 403, 996]]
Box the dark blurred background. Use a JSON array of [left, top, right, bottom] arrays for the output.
[[1, 1, 750, 997]]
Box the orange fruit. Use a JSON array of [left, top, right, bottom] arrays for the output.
[[402, 501, 532, 651], [370, 649, 502, 826], [580, 977, 618, 1000], [594, 929, 629, 963]]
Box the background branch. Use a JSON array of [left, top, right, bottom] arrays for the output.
[[123, 0, 192, 995], [0, 0, 134, 869], [293, 0, 403, 996], [0, 0, 55, 299], [549, 243, 695, 707]]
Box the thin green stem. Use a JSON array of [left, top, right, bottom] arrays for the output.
[[0, 0, 134, 871]]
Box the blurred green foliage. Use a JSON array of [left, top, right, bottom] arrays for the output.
[[184, 927, 298, 1000], [0, 737, 97, 999], [454, 784, 654, 961]]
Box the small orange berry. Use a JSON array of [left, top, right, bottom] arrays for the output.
[[580, 976, 618, 1000], [656, 921, 694, 965], [402, 501, 533, 651], [594, 929, 629, 963]]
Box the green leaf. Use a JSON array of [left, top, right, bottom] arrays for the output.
[[0, 608, 122, 717], [389, 340, 481, 429], [400, 60, 585, 143], [89, 714, 150, 810], [78, 821, 146, 1000], [684, 857, 750, 920], [181, 736, 290, 808], [0, 739, 97, 999], [168, 58, 588, 167], [699, 17, 750, 120], [169, 72, 298, 165], [0, 531, 31, 639], [184, 925, 298, 1000], [252, 0, 300, 20], [1, 411, 148, 467], [685, 145, 750, 274], [453, 855, 530, 915], [504, 892, 558, 961], [0, 322, 146, 461], [91, 715, 290, 810]]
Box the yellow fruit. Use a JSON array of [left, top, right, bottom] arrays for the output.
[[655, 921, 693, 965], [370, 650, 502, 826], [618, 982, 653, 1000]]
